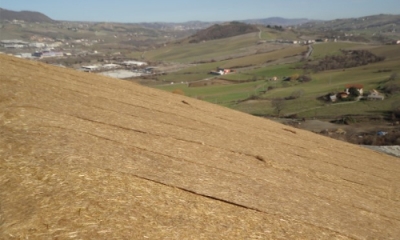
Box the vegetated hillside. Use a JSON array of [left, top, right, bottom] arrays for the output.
[[243, 17, 313, 26], [303, 14, 400, 31], [303, 49, 385, 72], [299, 14, 400, 42], [188, 21, 259, 43], [1, 54, 400, 239], [140, 21, 214, 31], [0, 8, 54, 22]]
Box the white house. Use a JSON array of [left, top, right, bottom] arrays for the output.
[[81, 65, 99, 72], [367, 90, 385, 100], [120, 61, 147, 67]]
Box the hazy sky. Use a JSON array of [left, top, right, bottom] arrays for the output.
[[1, 0, 399, 23]]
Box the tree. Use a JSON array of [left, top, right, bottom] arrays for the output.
[[383, 82, 400, 94], [348, 87, 360, 97], [389, 72, 398, 81], [271, 99, 286, 117], [392, 101, 400, 118], [290, 89, 305, 99]]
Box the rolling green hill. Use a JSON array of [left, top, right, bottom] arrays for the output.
[[187, 22, 259, 43]]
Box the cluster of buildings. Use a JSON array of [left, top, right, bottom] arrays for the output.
[[328, 84, 385, 102], [78, 60, 151, 79], [1, 39, 66, 59], [80, 60, 148, 72], [259, 38, 334, 45], [209, 68, 235, 75], [0, 39, 63, 49]]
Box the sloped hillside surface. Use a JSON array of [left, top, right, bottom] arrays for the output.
[[189, 22, 259, 43], [1, 54, 399, 239], [301, 14, 400, 31], [0, 8, 54, 23]]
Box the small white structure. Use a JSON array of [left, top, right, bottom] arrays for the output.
[[81, 65, 99, 72], [28, 42, 46, 48], [14, 53, 33, 58], [99, 70, 142, 79], [120, 60, 147, 67], [329, 94, 337, 102], [102, 64, 120, 69]]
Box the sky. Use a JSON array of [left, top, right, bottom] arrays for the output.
[[1, 0, 399, 23]]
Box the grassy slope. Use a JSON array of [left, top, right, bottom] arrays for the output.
[[144, 32, 259, 63], [239, 44, 400, 117]]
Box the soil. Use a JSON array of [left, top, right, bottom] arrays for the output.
[[2, 54, 400, 239]]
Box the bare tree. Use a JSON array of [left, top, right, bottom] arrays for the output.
[[389, 72, 398, 81], [271, 99, 286, 117], [290, 89, 305, 99]]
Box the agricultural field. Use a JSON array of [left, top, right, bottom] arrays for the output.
[[143, 32, 261, 63], [150, 41, 400, 126]]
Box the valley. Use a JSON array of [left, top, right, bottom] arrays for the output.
[[1, 12, 400, 148]]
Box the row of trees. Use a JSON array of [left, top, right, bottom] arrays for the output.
[[266, 25, 284, 31]]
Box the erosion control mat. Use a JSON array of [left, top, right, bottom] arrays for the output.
[[1, 54, 399, 239]]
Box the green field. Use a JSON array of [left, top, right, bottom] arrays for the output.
[[311, 42, 363, 59], [143, 32, 260, 63], [152, 42, 400, 118]]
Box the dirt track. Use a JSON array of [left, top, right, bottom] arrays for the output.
[[1, 54, 400, 239]]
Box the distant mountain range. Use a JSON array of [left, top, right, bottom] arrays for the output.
[[242, 17, 313, 26], [1, 7, 399, 35], [0, 7, 311, 27], [0, 8, 54, 23], [298, 14, 400, 31], [140, 18, 313, 31]]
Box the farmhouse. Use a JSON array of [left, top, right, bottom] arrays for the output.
[[338, 92, 349, 99], [367, 89, 385, 100], [209, 68, 234, 75], [329, 93, 338, 102]]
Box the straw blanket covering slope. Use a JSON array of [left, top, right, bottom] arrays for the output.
[[0, 54, 399, 239]]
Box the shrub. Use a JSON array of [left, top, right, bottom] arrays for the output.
[[383, 83, 400, 94]]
